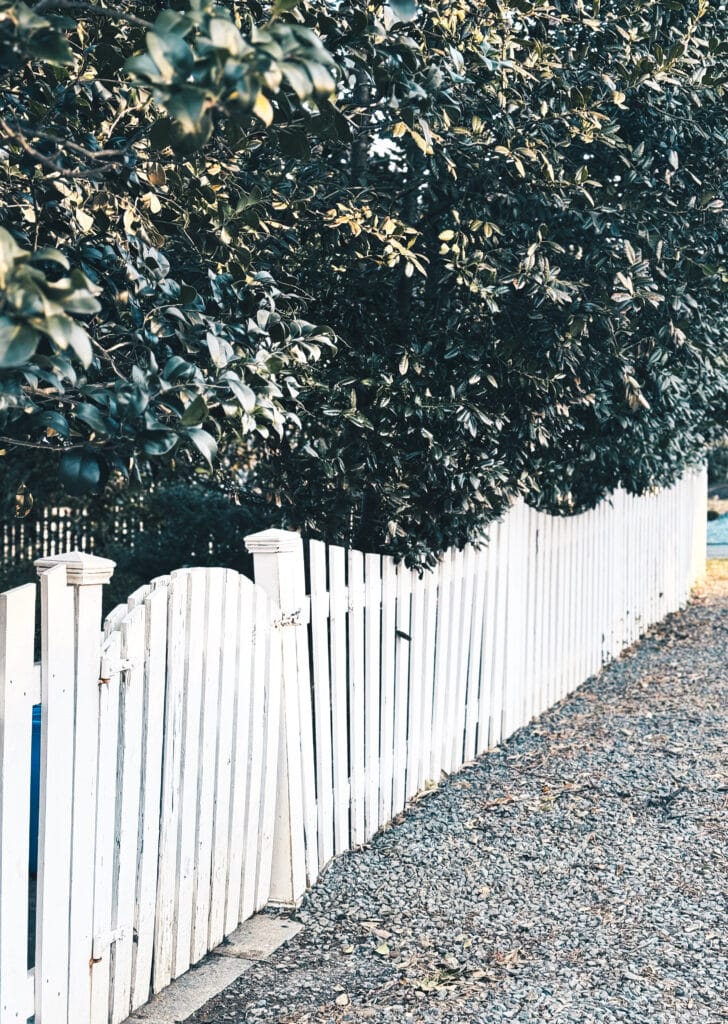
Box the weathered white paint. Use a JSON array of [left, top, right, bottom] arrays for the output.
[[242, 587, 273, 918], [110, 604, 147, 1024], [223, 576, 254, 936], [294, 468, 707, 906], [405, 568, 426, 801], [208, 570, 240, 949]]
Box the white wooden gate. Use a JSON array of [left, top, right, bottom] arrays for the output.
[[0, 558, 280, 1024]]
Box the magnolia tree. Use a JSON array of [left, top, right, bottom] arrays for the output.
[[0, 0, 726, 563]]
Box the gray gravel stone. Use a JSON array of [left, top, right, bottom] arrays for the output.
[[187, 563, 728, 1024]]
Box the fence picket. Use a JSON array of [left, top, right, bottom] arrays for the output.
[[430, 552, 452, 778], [524, 504, 536, 718], [309, 541, 334, 866], [224, 577, 254, 935], [488, 518, 508, 746], [89, 629, 121, 1024], [131, 585, 168, 1011], [405, 570, 426, 801], [255, 607, 281, 910], [69, 575, 107, 1024], [418, 566, 439, 789], [527, 513, 542, 720], [503, 506, 526, 739], [35, 566, 74, 1024], [191, 570, 224, 961], [209, 570, 240, 948], [477, 521, 499, 753], [450, 546, 475, 771], [442, 549, 465, 771], [0, 583, 35, 1024], [293, 579, 318, 889], [558, 511, 571, 701], [392, 564, 412, 814], [240, 589, 270, 920], [378, 556, 397, 825], [348, 550, 366, 846], [153, 570, 188, 992], [364, 553, 382, 838], [328, 545, 350, 854], [464, 547, 487, 763], [110, 604, 146, 1023]]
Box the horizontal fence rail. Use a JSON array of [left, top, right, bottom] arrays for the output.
[[0, 466, 707, 1023]]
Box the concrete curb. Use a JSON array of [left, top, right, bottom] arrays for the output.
[[125, 915, 303, 1024]]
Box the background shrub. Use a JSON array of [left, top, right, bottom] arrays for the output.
[[0, 475, 276, 614]]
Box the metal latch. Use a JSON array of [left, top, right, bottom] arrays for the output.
[[91, 926, 127, 963]]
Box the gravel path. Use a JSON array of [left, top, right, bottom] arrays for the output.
[[189, 562, 728, 1024]]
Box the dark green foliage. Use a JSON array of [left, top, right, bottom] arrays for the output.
[[0, 0, 726, 567], [0, 0, 336, 484], [0, 477, 277, 612], [250, 0, 728, 559], [709, 443, 728, 486]]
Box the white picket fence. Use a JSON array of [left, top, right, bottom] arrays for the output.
[[252, 469, 707, 901], [0, 467, 706, 1023]]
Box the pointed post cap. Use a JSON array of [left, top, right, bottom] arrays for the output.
[[244, 528, 302, 555], [35, 550, 116, 586]]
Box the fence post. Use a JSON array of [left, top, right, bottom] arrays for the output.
[[244, 529, 310, 907], [33, 550, 115, 1024]]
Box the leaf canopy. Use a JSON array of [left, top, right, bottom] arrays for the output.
[[0, 0, 726, 563]]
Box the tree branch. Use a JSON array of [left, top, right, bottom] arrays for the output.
[[0, 436, 89, 451], [0, 116, 122, 179], [9, 124, 137, 160], [32, 0, 153, 30]]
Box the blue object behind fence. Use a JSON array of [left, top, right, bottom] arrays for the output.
[[708, 513, 728, 545], [30, 704, 41, 875]]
